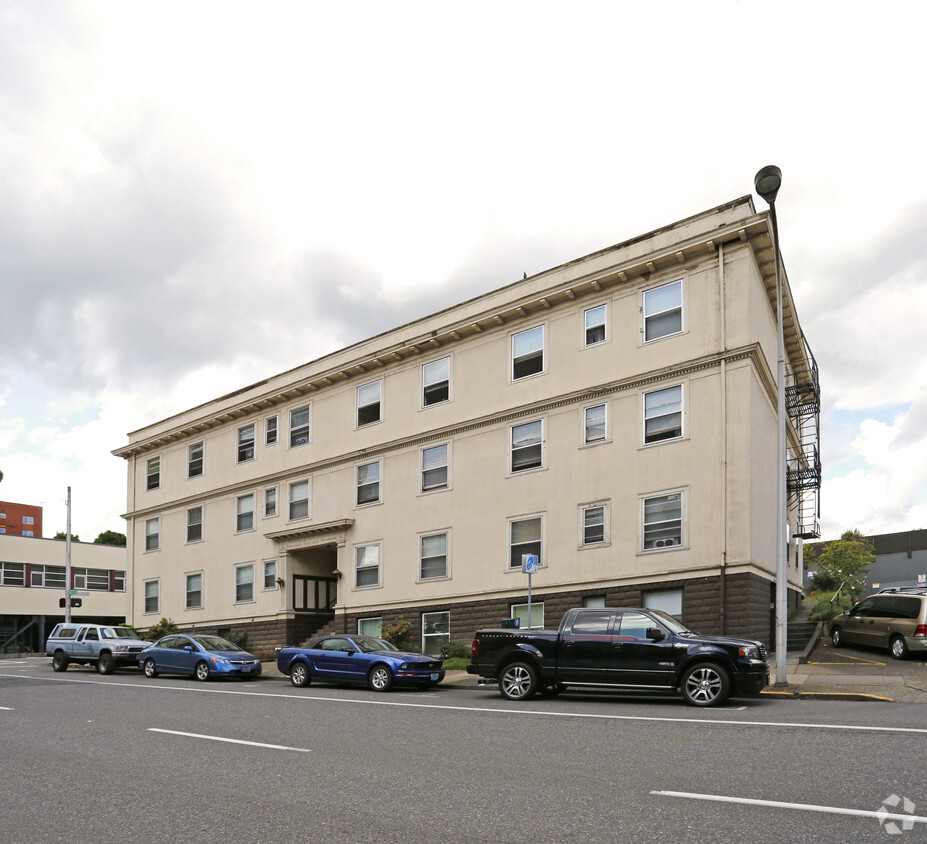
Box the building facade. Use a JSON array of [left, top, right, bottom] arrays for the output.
[[0, 501, 43, 537], [114, 197, 818, 657]]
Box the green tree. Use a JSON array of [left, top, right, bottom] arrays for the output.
[[94, 530, 127, 547], [809, 529, 874, 598], [53, 531, 80, 542]]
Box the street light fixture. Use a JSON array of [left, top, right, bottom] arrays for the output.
[[754, 165, 789, 685]]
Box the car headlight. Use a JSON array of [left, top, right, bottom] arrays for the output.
[[210, 658, 231, 664], [400, 663, 411, 670], [114, 645, 126, 652], [739, 646, 759, 659]]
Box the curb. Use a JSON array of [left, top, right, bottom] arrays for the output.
[[760, 689, 894, 703]]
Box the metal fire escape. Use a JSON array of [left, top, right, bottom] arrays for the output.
[[786, 342, 821, 539]]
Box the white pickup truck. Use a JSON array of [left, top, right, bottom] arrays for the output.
[[45, 623, 150, 675]]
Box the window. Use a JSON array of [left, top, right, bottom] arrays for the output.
[[23, 515, 35, 525], [236, 565, 254, 603], [144, 580, 159, 614], [186, 506, 203, 543], [618, 611, 652, 640], [236, 494, 254, 532], [584, 304, 606, 346], [512, 602, 544, 630], [512, 326, 544, 380], [146, 457, 160, 491], [644, 588, 683, 618], [584, 404, 606, 444], [422, 357, 450, 406], [264, 560, 277, 589], [114, 571, 126, 592], [186, 573, 202, 609], [265, 415, 278, 446], [0, 561, 25, 586], [422, 444, 449, 491], [570, 609, 612, 635], [644, 280, 683, 341], [643, 493, 683, 550], [358, 617, 382, 637], [188, 441, 204, 478], [357, 380, 382, 426], [420, 532, 448, 579], [422, 611, 450, 655], [0, 528, 5, 535], [510, 516, 542, 569], [22, 530, 33, 537], [237, 424, 255, 463], [31, 565, 66, 588], [145, 518, 160, 551], [583, 505, 606, 545], [644, 385, 683, 443], [289, 480, 309, 520], [265, 487, 277, 517], [290, 404, 310, 446], [356, 461, 380, 505], [584, 595, 606, 609], [511, 420, 543, 472], [355, 544, 380, 588]]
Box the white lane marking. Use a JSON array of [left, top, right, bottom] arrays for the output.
[[652, 790, 927, 825], [3, 672, 927, 736], [0, 706, 14, 710], [148, 728, 310, 752]]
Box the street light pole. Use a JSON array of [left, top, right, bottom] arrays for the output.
[[754, 165, 789, 685]]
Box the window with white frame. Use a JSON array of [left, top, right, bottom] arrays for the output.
[[0, 528, 6, 535], [263, 560, 277, 589], [583, 504, 606, 545], [357, 380, 382, 426], [187, 506, 203, 543], [511, 420, 543, 472], [356, 461, 380, 505], [643, 493, 683, 550], [0, 561, 25, 586], [22, 515, 34, 525], [584, 404, 606, 444], [289, 404, 310, 447], [236, 564, 254, 603], [584, 304, 607, 346], [144, 579, 159, 614], [289, 480, 309, 520], [145, 518, 160, 551], [355, 544, 380, 588], [644, 588, 683, 618], [236, 494, 254, 532], [113, 571, 126, 591], [146, 456, 160, 491], [644, 279, 683, 342], [644, 385, 683, 443], [421, 443, 449, 491], [237, 423, 255, 463], [509, 516, 542, 569], [422, 357, 450, 407], [358, 617, 382, 637], [188, 441, 204, 478], [22, 530, 33, 537], [31, 565, 66, 588], [584, 595, 606, 608], [265, 487, 277, 517], [266, 415, 278, 446], [512, 325, 544, 380], [186, 572, 203, 609], [511, 602, 544, 630], [422, 611, 450, 655], [420, 532, 448, 579]]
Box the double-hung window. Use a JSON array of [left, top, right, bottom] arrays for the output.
[[145, 518, 160, 551], [512, 326, 544, 380], [421, 444, 449, 491], [511, 602, 544, 630], [355, 544, 380, 588], [356, 461, 380, 505], [582, 504, 606, 545], [144, 580, 159, 614], [186, 573, 203, 609], [236, 565, 254, 603], [146, 457, 160, 491], [236, 494, 254, 532], [509, 516, 542, 569], [584, 305, 606, 346], [423, 358, 450, 407], [584, 404, 606, 444], [290, 405, 310, 447], [422, 611, 450, 655], [420, 533, 448, 579], [186, 506, 203, 543], [188, 441, 204, 478], [511, 420, 542, 472], [264, 487, 277, 517], [289, 480, 309, 520], [643, 493, 683, 550], [644, 385, 683, 443], [357, 380, 382, 426], [644, 280, 683, 341], [237, 424, 255, 463], [263, 560, 277, 590], [265, 416, 278, 446]]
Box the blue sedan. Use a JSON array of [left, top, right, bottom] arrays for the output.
[[277, 634, 445, 691], [139, 634, 262, 681]]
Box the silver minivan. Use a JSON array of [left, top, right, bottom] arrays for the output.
[[830, 589, 927, 659]]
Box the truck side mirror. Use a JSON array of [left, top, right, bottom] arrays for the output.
[[646, 628, 665, 642]]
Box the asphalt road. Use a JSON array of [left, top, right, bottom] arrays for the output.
[[2, 658, 927, 843]]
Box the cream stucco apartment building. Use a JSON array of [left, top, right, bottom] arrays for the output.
[[113, 196, 820, 656]]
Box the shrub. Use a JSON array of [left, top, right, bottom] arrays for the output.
[[380, 617, 414, 651], [440, 640, 471, 660], [810, 593, 853, 621], [144, 617, 180, 641], [222, 629, 250, 650]]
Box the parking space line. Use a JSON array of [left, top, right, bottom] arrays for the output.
[[148, 728, 310, 752], [651, 790, 927, 825]]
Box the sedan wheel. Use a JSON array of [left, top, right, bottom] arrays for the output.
[[681, 663, 730, 707], [890, 635, 909, 660], [195, 661, 210, 681], [368, 665, 394, 692], [143, 658, 159, 678], [290, 662, 312, 688], [499, 662, 538, 701]]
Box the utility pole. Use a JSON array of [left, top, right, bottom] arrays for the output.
[[65, 486, 72, 623]]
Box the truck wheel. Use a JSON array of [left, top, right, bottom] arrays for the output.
[[96, 653, 115, 675], [52, 651, 69, 672], [499, 662, 538, 701], [290, 662, 312, 687], [368, 665, 394, 692], [143, 658, 159, 678], [195, 661, 210, 681], [681, 663, 730, 707]]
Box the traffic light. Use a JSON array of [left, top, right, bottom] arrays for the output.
[[71, 598, 82, 608], [59, 597, 67, 608]]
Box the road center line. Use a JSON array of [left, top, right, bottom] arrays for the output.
[[148, 728, 310, 752], [652, 790, 927, 825], [4, 672, 927, 736]]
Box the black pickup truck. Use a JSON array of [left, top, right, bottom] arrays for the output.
[[467, 607, 769, 707]]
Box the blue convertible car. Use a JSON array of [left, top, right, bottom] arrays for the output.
[[139, 634, 262, 681], [276, 634, 445, 691]]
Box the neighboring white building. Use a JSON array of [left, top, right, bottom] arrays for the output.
[[114, 196, 819, 657]]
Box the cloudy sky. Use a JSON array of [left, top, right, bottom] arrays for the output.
[[1, 1, 925, 542]]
